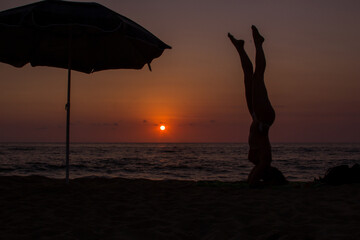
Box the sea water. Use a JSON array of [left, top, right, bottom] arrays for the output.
[[0, 143, 359, 182]]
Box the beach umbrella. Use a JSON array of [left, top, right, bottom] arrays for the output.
[[0, 0, 171, 183]]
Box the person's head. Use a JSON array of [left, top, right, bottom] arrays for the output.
[[263, 166, 288, 185]]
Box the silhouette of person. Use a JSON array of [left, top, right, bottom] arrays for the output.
[[228, 26, 285, 186]]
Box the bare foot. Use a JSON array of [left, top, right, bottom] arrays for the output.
[[251, 25, 264, 45], [228, 33, 244, 51]]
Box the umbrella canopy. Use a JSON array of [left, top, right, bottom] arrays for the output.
[[0, 0, 171, 73], [0, 0, 171, 183]]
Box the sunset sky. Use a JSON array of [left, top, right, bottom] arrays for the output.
[[0, 0, 359, 143]]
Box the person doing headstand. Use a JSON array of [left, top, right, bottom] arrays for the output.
[[228, 26, 286, 186]]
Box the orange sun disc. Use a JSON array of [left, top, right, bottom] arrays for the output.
[[160, 125, 166, 131]]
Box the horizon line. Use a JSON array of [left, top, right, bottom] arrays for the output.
[[1, 141, 359, 144]]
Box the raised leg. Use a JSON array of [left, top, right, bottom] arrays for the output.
[[228, 33, 254, 115], [251, 26, 275, 125]]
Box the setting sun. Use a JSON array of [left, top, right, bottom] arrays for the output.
[[160, 125, 166, 131]]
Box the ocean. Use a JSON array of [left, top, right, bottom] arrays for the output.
[[0, 143, 359, 182]]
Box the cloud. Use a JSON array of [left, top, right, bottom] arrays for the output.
[[142, 119, 159, 126], [178, 120, 218, 127]]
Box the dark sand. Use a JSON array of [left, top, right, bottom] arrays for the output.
[[1, 176, 360, 240]]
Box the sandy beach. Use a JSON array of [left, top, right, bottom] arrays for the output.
[[0, 176, 359, 240]]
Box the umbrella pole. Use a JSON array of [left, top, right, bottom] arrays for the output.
[[66, 67, 71, 184], [66, 29, 72, 184]]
